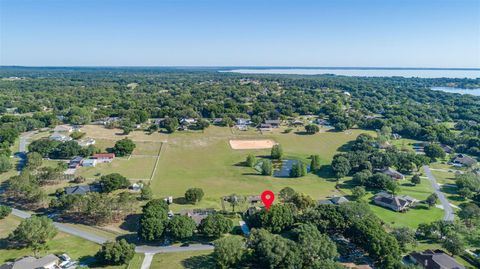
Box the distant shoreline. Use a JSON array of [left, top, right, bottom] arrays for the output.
[[1, 66, 479, 71], [224, 68, 480, 79]]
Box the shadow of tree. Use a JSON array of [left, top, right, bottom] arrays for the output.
[[316, 165, 335, 180], [181, 253, 215, 269], [337, 140, 356, 152], [173, 197, 189, 205], [119, 213, 141, 232]]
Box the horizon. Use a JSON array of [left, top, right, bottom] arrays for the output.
[[1, 0, 479, 67], [1, 66, 480, 70]]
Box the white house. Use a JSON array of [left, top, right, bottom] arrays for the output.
[[49, 133, 72, 142], [54, 124, 74, 133], [79, 138, 96, 147], [81, 159, 97, 167]]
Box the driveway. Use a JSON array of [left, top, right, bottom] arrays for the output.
[[16, 131, 37, 174], [423, 165, 454, 221]]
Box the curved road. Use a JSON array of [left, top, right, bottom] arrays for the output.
[[5, 132, 214, 256], [423, 165, 454, 221]]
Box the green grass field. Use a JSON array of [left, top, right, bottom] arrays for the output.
[[127, 253, 144, 269], [150, 250, 214, 269], [341, 174, 444, 229], [150, 126, 372, 210], [76, 156, 157, 180], [370, 203, 444, 229]]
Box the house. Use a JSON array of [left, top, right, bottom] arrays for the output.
[[373, 192, 417, 212], [149, 118, 165, 125], [291, 119, 304, 126], [441, 144, 453, 154], [49, 133, 72, 142], [93, 153, 115, 163], [64, 184, 101, 195], [452, 154, 477, 167], [314, 118, 331, 126], [68, 156, 83, 169], [246, 195, 262, 205], [212, 118, 223, 125], [129, 183, 143, 192], [380, 167, 405, 180], [319, 196, 350, 205], [236, 118, 252, 126], [259, 123, 273, 131], [408, 249, 465, 269], [0, 254, 59, 269], [54, 124, 74, 133], [180, 118, 197, 125], [81, 159, 97, 167], [180, 208, 216, 225], [78, 138, 96, 147], [392, 133, 402, 140], [264, 119, 281, 128]]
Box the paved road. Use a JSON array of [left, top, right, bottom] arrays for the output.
[[135, 244, 213, 254], [423, 165, 454, 221], [16, 131, 36, 174]]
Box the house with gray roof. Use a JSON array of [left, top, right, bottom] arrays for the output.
[[180, 208, 216, 226], [408, 249, 465, 269], [64, 184, 101, 195], [319, 196, 350, 205], [264, 119, 281, 128], [373, 192, 417, 212], [452, 154, 477, 167], [0, 254, 59, 269], [380, 167, 405, 180]]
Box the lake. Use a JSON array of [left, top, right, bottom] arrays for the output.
[[225, 68, 480, 79], [431, 87, 480, 96]]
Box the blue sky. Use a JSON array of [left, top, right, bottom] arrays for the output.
[[1, 0, 479, 67]]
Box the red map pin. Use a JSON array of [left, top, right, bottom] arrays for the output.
[[261, 190, 275, 210]]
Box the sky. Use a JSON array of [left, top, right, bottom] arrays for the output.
[[0, 0, 479, 67]]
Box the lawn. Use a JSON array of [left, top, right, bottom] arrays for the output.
[[127, 253, 144, 269], [0, 216, 102, 264], [0, 215, 129, 269], [370, 203, 444, 229], [342, 175, 444, 229], [76, 156, 157, 180], [149, 126, 370, 211], [150, 250, 214, 269]]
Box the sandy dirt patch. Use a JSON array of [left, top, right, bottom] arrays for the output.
[[229, 139, 276, 150]]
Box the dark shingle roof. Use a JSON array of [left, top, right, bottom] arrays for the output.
[[410, 249, 465, 269]]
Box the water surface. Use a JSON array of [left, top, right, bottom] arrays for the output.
[[431, 87, 480, 96], [226, 68, 480, 79]]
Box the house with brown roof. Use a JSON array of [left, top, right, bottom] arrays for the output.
[[93, 153, 115, 163], [408, 249, 465, 269], [373, 192, 417, 212]]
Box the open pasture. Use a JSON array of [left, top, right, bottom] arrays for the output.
[[150, 126, 372, 210]]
